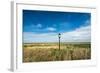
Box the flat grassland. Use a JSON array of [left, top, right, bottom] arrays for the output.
[[23, 43, 91, 62]]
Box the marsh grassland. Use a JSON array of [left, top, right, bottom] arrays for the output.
[[23, 43, 91, 62]]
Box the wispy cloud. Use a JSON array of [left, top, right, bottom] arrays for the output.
[[23, 25, 91, 43], [23, 32, 58, 43], [61, 25, 91, 42], [46, 27, 56, 31], [36, 23, 42, 28]]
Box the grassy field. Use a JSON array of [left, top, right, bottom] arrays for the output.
[[23, 43, 91, 62]]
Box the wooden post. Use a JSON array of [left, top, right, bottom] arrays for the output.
[[58, 33, 61, 50]]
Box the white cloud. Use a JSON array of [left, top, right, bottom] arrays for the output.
[[61, 25, 91, 42], [23, 25, 91, 43], [23, 32, 58, 43], [46, 27, 56, 31], [84, 20, 90, 26], [36, 23, 42, 28]]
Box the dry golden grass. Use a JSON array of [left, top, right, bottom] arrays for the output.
[[23, 43, 91, 62]]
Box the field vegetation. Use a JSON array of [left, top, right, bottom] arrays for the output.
[[23, 43, 91, 62]]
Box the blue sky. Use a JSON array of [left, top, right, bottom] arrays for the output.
[[23, 10, 91, 43]]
